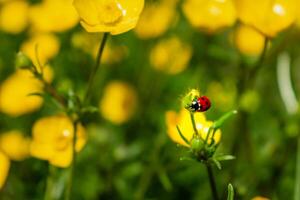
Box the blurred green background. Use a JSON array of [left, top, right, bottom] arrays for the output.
[[1, 0, 300, 199]]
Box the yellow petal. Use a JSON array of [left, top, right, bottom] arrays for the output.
[[0, 152, 10, 189], [0, 131, 30, 161]]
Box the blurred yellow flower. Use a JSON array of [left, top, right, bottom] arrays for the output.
[[0, 151, 10, 189], [0, 0, 29, 34], [30, 115, 87, 168], [0, 131, 30, 161], [21, 33, 60, 67], [234, 25, 266, 55], [166, 109, 221, 147], [251, 197, 270, 200], [183, 0, 236, 33], [235, 0, 296, 37], [73, 0, 144, 35], [135, 0, 177, 39], [150, 37, 192, 74], [206, 82, 236, 112], [29, 0, 79, 33], [0, 68, 53, 117], [100, 81, 137, 124]]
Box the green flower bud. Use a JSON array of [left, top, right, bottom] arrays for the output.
[[191, 137, 204, 152], [181, 89, 200, 110], [15, 52, 33, 69]]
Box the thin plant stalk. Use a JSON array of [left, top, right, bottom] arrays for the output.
[[294, 134, 300, 200], [64, 120, 79, 200], [190, 113, 199, 136], [206, 164, 219, 200], [83, 32, 109, 104], [44, 165, 55, 200]]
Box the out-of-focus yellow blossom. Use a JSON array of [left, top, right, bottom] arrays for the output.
[[29, 0, 79, 33], [71, 32, 127, 64], [251, 197, 270, 200], [0, 0, 29, 34], [0, 151, 10, 189], [234, 25, 266, 55], [183, 0, 236, 33], [73, 0, 144, 35], [0, 68, 53, 117], [21, 33, 60, 67], [235, 0, 296, 37], [206, 82, 236, 112], [0, 131, 30, 161], [100, 81, 137, 124], [166, 109, 221, 147], [135, 0, 177, 39], [150, 37, 192, 74], [30, 115, 87, 168]]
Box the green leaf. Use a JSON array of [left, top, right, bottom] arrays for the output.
[[27, 92, 44, 97], [227, 183, 234, 200], [211, 158, 222, 170], [179, 156, 195, 162], [212, 110, 238, 130], [81, 106, 99, 114], [215, 155, 236, 161], [176, 125, 190, 145]]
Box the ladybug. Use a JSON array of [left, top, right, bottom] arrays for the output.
[[190, 96, 211, 112]]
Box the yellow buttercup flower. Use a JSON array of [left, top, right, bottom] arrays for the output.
[[100, 81, 137, 124], [182, 0, 236, 33], [73, 0, 144, 35], [30, 115, 87, 168], [0, 151, 10, 189], [235, 0, 296, 37], [0, 68, 53, 117], [234, 25, 266, 55], [21, 33, 60, 67], [0, 131, 30, 161], [135, 0, 177, 39], [29, 0, 79, 33], [150, 37, 192, 75], [0, 0, 29, 34], [166, 109, 221, 147]]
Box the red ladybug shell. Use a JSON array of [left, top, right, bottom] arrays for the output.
[[197, 96, 211, 112]]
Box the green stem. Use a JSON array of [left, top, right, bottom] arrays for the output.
[[190, 113, 199, 136], [44, 165, 55, 200], [64, 120, 79, 200], [206, 164, 219, 200], [83, 32, 109, 104], [294, 134, 300, 200]]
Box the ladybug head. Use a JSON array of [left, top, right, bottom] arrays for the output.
[[197, 96, 211, 112]]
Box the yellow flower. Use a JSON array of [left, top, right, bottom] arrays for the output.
[[166, 109, 221, 147], [0, 68, 53, 117], [234, 25, 266, 55], [251, 197, 270, 200], [100, 81, 137, 124], [235, 0, 296, 37], [0, 151, 10, 189], [206, 82, 236, 112], [21, 33, 60, 67], [0, 131, 30, 161], [0, 0, 29, 34], [30, 115, 87, 168], [134, 0, 177, 39], [29, 0, 79, 32], [150, 37, 192, 74], [182, 0, 236, 33], [73, 0, 144, 35]]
